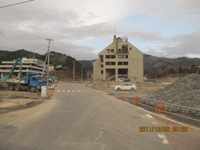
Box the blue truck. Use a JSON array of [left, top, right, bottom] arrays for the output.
[[5, 72, 47, 92], [1, 58, 47, 92]]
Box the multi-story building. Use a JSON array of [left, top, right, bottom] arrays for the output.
[[0, 57, 46, 78], [93, 35, 143, 82]]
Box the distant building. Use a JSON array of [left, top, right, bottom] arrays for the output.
[[0, 57, 46, 78], [55, 65, 68, 71], [93, 35, 143, 82], [49, 65, 54, 72]]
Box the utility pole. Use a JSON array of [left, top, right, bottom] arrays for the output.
[[81, 66, 83, 81], [46, 38, 53, 88], [73, 60, 75, 81]]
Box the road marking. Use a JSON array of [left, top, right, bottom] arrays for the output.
[[133, 104, 200, 131], [152, 122, 159, 125], [56, 89, 90, 93], [157, 134, 169, 144], [145, 114, 153, 119], [162, 138, 169, 144]]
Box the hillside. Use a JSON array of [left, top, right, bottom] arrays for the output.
[[0, 49, 44, 64], [0, 49, 84, 80], [144, 54, 200, 78], [144, 54, 200, 69], [0, 50, 200, 79]]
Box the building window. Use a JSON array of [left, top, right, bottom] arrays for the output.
[[118, 49, 121, 53], [101, 70, 103, 74], [106, 62, 116, 65], [111, 62, 115, 65], [118, 62, 122, 65], [107, 49, 110, 53], [106, 55, 115, 59], [118, 55, 128, 59], [111, 49, 114, 53], [118, 62, 128, 65], [101, 64, 103, 68], [122, 45, 128, 53], [100, 55, 103, 62]]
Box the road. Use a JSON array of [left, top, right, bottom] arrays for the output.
[[0, 83, 198, 150]]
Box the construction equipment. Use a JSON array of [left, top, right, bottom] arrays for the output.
[[1, 58, 22, 81], [1, 58, 47, 92]]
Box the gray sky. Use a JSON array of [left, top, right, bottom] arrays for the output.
[[0, 0, 200, 60]]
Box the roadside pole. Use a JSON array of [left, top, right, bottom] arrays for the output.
[[46, 38, 53, 97], [73, 60, 75, 81]]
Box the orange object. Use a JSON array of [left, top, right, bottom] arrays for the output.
[[155, 102, 166, 113], [133, 96, 140, 105], [48, 91, 54, 98]]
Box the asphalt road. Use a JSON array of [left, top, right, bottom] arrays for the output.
[[0, 83, 179, 150]]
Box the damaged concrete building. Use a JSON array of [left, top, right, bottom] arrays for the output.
[[93, 35, 143, 82]]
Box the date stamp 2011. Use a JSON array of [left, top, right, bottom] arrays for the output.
[[139, 126, 188, 132]]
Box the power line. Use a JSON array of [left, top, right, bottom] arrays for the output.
[[0, 0, 34, 9]]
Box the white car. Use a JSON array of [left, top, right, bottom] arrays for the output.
[[115, 83, 136, 91], [116, 77, 126, 82]]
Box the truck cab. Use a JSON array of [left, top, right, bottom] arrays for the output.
[[29, 76, 47, 92]]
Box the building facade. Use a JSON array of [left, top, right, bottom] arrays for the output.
[[93, 35, 143, 82], [0, 57, 46, 78]]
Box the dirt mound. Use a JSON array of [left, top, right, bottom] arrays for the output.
[[141, 74, 200, 118]]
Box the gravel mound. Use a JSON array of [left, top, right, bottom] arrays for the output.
[[141, 74, 200, 118]]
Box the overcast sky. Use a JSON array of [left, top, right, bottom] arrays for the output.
[[0, 0, 199, 60]]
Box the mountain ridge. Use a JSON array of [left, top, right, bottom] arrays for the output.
[[0, 49, 199, 78]]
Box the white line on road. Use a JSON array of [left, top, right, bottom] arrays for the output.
[[57, 90, 60, 92], [145, 114, 154, 119], [157, 134, 169, 144], [152, 122, 159, 125]]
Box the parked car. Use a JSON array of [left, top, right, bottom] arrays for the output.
[[123, 78, 131, 82], [116, 77, 126, 82], [48, 76, 58, 83], [115, 83, 136, 91]]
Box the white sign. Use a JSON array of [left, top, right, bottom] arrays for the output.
[[41, 86, 47, 97]]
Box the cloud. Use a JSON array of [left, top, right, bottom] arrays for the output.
[[162, 32, 200, 56], [126, 31, 163, 41], [0, 0, 199, 59]]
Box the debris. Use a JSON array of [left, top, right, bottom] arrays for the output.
[[141, 74, 200, 118]]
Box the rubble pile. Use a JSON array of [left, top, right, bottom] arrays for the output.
[[141, 74, 200, 118]]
